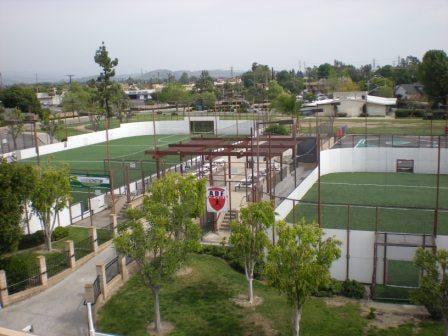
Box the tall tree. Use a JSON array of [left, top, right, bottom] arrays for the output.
[[0, 160, 36, 254], [195, 71, 214, 92], [266, 80, 285, 100], [0, 86, 42, 116], [418, 50, 448, 105], [179, 72, 190, 84], [229, 201, 274, 304], [30, 164, 71, 251], [94, 42, 118, 160], [114, 173, 205, 334], [270, 93, 299, 116], [61, 82, 92, 122], [412, 248, 448, 334], [194, 91, 216, 110], [94, 42, 119, 119], [265, 220, 341, 336], [317, 63, 333, 79], [158, 83, 189, 112]]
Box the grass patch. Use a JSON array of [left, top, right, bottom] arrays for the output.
[[97, 254, 441, 336]]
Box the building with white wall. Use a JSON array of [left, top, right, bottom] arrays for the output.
[[303, 93, 397, 117]]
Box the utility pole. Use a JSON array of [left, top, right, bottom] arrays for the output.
[[0, 72, 3, 88], [66, 74, 75, 85]]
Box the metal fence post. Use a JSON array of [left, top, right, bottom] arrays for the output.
[[96, 262, 107, 300], [89, 227, 98, 253], [65, 240, 75, 268], [37, 255, 47, 286], [0, 270, 9, 307]]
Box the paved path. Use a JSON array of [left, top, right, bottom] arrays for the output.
[[0, 246, 116, 336]]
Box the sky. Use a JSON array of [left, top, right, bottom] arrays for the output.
[[1, 0, 447, 82]]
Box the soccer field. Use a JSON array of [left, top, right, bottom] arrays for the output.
[[23, 134, 190, 204], [286, 172, 448, 235]]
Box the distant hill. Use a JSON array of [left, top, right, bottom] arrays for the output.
[[136, 69, 243, 81], [1, 69, 243, 86]]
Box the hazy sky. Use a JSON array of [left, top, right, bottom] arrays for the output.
[[1, 0, 447, 81]]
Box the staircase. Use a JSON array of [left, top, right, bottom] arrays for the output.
[[219, 210, 238, 231]]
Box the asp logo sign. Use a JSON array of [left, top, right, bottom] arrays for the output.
[[206, 187, 228, 213]]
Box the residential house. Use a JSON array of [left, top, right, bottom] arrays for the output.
[[394, 83, 425, 101]]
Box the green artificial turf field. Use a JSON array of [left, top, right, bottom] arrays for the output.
[[286, 172, 448, 235], [22, 134, 190, 205]]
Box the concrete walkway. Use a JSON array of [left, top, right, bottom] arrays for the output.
[[0, 246, 116, 336]]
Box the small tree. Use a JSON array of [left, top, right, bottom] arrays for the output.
[[0, 160, 36, 254], [30, 164, 71, 251], [5, 108, 24, 150], [265, 220, 341, 336], [114, 173, 205, 333], [412, 248, 448, 334], [229, 201, 274, 304], [40, 109, 62, 143]]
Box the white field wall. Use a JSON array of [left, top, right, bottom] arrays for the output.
[[275, 146, 448, 284]]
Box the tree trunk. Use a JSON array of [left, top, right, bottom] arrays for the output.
[[12, 136, 17, 150], [444, 318, 448, 336], [151, 286, 162, 333], [292, 303, 302, 336], [248, 277, 254, 304], [44, 214, 52, 251]]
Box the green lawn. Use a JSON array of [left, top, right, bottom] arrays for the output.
[[286, 172, 448, 235], [22, 134, 190, 205], [97, 254, 442, 336]]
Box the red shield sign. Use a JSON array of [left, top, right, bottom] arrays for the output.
[[207, 187, 228, 213]]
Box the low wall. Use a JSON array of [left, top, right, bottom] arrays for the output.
[[275, 146, 448, 284]]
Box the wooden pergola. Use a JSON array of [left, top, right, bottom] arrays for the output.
[[144, 135, 302, 195]]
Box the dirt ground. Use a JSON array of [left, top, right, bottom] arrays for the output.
[[324, 296, 429, 331]]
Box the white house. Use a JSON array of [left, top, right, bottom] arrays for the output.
[[303, 92, 397, 117]]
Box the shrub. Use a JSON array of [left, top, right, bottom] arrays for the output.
[[395, 109, 426, 118], [341, 279, 365, 299], [0, 253, 38, 287], [200, 244, 230, 260], [264, 124, 289, 135], [411, 284, 443, 320], [18, 230, 45, 250], [52, 227, 69, 241], [199, 244, 265, 279], [314, 279, 342, 297], [367, 307, 376, 320], [336, 112, 347, 117], [359, 111, 369, 117]]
